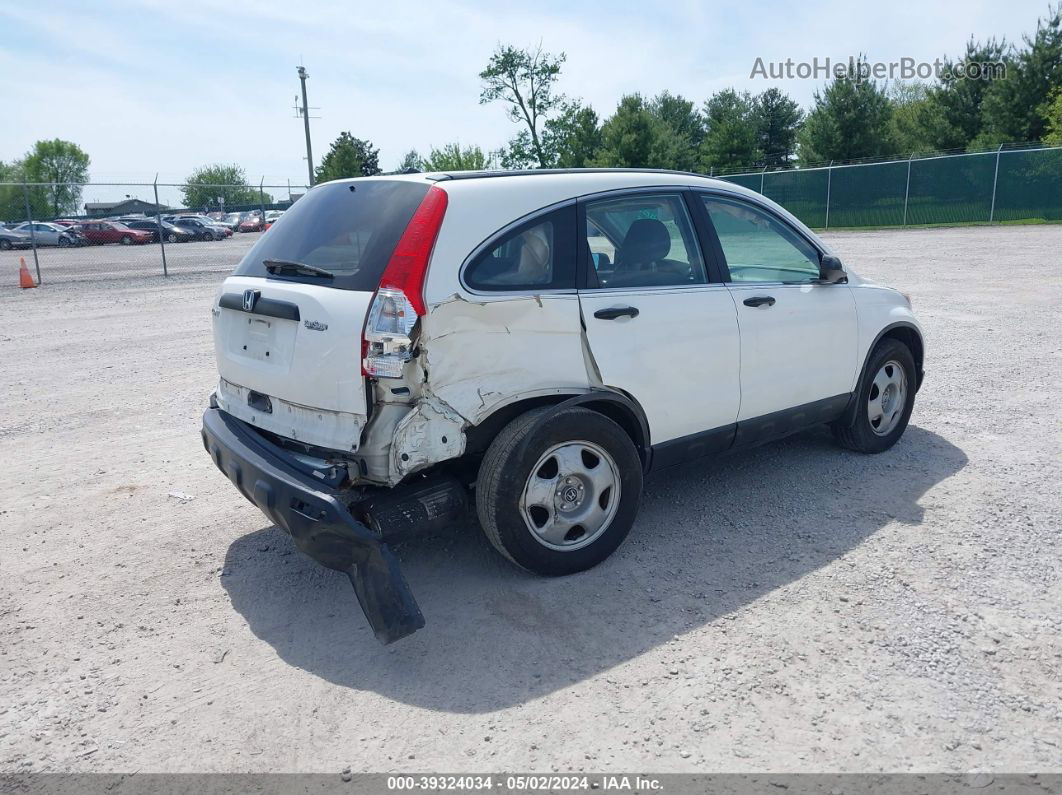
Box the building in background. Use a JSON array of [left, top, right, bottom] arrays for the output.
[[84, 199, 168, 217]]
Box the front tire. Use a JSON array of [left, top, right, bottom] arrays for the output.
[[476, 406, 643, 576], [833, 338, 917, 453], [120, 235, 132, 245], [0, 239, 11, 251]]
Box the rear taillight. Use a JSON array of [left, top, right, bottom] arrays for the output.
[[363, 288, 419, 378], [362, 185, 448, 378]]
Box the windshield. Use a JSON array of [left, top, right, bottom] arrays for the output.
[[233, 180, 429, 291]]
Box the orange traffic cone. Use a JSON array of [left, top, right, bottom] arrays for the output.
[[19, 257, 36, 289]]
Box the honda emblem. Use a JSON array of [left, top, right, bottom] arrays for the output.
[[243, 289, 259, 312]]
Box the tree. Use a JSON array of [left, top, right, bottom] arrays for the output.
[[593, 94, 660, 167], [977, 3, 1062, 146], [919, 38, 1011, 151], [395, 149, 423, 172], [796, 63, 896, 164], [543, 101, 603, 168], [754, 88, 803, 167], [648, 91, 704, 171], [1043, 89, 1062, 145], [181, 164, 259, 210], [420, 143, 494, 171], [888, 81, 935, 155], [480, 44, 567, 168], [0, 160, 28, 221], [700, 89, 761, 172], [314, 132, 381, 183], [21, 139, 90, 216], [498, 130, 538, 170]]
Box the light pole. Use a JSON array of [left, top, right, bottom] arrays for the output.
[[297, 66, 314, 187]]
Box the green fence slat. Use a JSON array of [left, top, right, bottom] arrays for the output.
[[994, 149, 1062, 223], [719, 147, 1062, 229], [762, 169, 829, 229], [907, 153, 995, 225]]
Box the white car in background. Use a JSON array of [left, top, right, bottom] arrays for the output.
[[202, 169, 925, 643], [13, 221, 81, 247]]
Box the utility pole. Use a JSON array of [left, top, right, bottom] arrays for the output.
[[296, 65, 315, 187]]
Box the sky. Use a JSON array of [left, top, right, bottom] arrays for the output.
[[0, 0, 1053, 206]]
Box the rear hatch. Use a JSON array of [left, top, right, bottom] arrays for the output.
[[211, 178, 431, 452]]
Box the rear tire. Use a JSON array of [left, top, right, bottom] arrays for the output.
[[120, 235, 132, 245], [167, 233, 178, 243], [476, 406, 643, 576], [0, 239, 11, 251], [833, 338, 917, 453]]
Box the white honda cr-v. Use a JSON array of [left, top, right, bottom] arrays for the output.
[[202, 169, 924, 643]]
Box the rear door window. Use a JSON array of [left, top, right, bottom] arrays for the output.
[[234, 180, 430, 291], [582, 193, 706, 289]]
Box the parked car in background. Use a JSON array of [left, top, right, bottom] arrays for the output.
[[220, 213, 242, 231], [263, 210, 285, 231], [120, 218, 194, 243], [52, 219, 81, 227], [0, 225, 34, 250], [79, 220, 154, 245], [13, 222, 83, 247], [238, 213, 265, 232], [172, 216, 231, 241], [61, 224, 88, 246]]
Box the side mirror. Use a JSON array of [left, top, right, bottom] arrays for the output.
[[819, 254, 847, 284]]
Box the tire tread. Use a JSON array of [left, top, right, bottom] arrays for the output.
[[476, 407, 551, 567], [833, 338, 916, 453]]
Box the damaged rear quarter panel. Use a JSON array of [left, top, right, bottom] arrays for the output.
[[419, 293, 591, 426]]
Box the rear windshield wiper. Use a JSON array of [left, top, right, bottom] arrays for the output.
[[263, 259, 334, 279]]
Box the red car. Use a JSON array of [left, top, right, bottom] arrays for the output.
[[238, 215, 265, 233], [79, 221, 154, 245]]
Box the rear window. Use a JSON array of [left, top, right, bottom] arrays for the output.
[[233, 179, 430, 291]]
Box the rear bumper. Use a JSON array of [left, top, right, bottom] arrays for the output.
[[201, 403, 424, 644]]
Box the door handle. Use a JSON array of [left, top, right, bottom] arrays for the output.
[[743, 296, 776, 308], [594, 306, 640, 320]]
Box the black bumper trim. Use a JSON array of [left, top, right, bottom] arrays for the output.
[[201, 407, 424, 644]]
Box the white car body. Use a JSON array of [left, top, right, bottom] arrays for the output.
[[211, 170, 922, 484], [203, 169, 924, 642]]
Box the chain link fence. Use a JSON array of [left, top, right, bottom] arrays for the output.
[[3, 151, 1059, 290], [0, 181, 308, 287], [720, 145, 1062, 229]]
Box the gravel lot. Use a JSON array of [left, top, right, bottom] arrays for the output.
[[1, 224, 1059, 774]]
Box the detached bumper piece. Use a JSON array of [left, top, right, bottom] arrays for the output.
[[201, 406, 424, 644]]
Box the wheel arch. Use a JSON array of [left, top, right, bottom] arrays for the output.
[[876, 322, 924, 389], [840, 321, 924, 426], [464, 389, 652, 471]]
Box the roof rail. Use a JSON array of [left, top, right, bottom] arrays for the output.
[[427, 167, 716, 182]]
